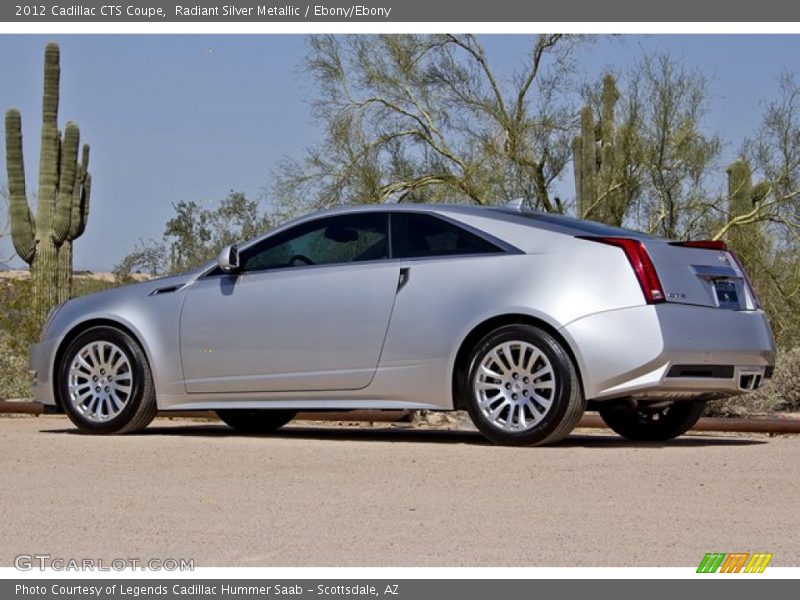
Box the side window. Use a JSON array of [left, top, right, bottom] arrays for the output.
[[240, 213, 388, 273], [391, 213, 503, 259]]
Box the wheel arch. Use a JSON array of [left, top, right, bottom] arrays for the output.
[[52, 318, 153, 411], [450, 313, 585, 410]]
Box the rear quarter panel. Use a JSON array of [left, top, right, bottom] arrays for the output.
[[378, 232, 650, 407]]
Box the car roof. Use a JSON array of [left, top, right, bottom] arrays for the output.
[[199, 201, 654, 277], [309, 202, 491, 218], [308, 203, 654, 240]]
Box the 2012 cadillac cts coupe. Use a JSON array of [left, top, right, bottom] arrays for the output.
[[30, 203, 776, 445]]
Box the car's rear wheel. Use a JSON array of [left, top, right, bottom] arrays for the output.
[[598, 400, 707, 441], [216, 409, 297, 433], [59, 326, 156, 434], [464, 324, 585, 446]]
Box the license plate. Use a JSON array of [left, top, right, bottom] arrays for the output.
[[714, 280, 739, 309]]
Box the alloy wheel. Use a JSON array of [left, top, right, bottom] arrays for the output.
[[67, 341, 133, 423], [473, 340, 557, 432]]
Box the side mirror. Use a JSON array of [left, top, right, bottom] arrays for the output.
[[217, 244, 240, 273]]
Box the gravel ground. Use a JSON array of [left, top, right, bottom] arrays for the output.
[[1, 415, 798, 567]]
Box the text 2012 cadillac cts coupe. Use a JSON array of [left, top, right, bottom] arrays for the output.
[[30, 203, 776, 445]]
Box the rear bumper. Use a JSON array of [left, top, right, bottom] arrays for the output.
[[562, 303, 776, 401]]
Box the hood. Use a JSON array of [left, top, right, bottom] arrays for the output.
[[62, 270, 200, 310]]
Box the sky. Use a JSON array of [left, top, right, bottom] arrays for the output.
[[0, 34, 799, 271]]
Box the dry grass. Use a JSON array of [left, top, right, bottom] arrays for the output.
[[0, 333, 29, 400]]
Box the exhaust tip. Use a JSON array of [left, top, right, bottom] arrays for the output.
[[739, 373, 763, 391]]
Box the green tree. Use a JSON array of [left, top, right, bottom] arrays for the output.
[[114, 191, 272, 280], [273, 34, 583, 216], [624, 54, 721, 239], [734, 72, 800, 347], [573, 56, 721, 237]]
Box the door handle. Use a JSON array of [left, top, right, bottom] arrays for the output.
[[397, 267, 410, 292]]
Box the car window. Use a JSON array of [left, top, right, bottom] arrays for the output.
[[391, 212, 503, 259], [241, 213, 388, 272]]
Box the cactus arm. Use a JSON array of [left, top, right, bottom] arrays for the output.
[[597, 76, 619, 198], [600, 75, 619, 141], [578, 106, 596, 218], [53, 122, 80, 244], [69, 144, 91, 238], [4, 109, 37, 264], [572, 136, 582, 206], [751, 180, 770, 204], [80, 143, 89, 172], [74, 171, 91, 239], [41, 43, 60, 128], [727, 160, 753, 217]]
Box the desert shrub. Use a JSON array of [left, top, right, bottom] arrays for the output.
[[0, 275, 119, 401], [0, 333, 29, 400], [707, 347, 800, 416], [0, 278, 40, 355], [73, 276, 118, 297]]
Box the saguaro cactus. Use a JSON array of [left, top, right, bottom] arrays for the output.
[[573, 75, 631, 226], [725, 160, 768, 270], [5, 42, 92, 323]]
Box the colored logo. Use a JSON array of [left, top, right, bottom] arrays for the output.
[[697, 552, 773, 573]]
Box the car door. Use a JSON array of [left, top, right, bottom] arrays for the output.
[[378, 211, 510, 365], [179, 212, 399, 393]]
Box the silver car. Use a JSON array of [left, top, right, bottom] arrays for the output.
[[30, 203, 776, 445]]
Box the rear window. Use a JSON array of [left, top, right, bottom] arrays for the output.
[[391, 213, 503, 259]]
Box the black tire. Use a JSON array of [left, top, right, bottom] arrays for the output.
[[216, 409, 297, 433], [598, 400, 707, 441], [58, 326, 156, 434], [463, 324, 585, 446]]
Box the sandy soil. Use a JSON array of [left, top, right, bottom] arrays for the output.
[[0, 415, 797, 567]]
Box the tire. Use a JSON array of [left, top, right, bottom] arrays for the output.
[[463, 324, 585, 446], [216, 409, 297, 433], [58, 326, 156, 434], [598, 400, 707, 441]]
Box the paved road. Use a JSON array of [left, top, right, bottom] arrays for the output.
[[1, 415, 798, 567]]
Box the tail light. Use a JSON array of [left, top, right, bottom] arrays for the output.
[[578, 237, 665, 304], [671, 240, 761, 309]]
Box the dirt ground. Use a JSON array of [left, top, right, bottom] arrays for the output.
[[1, 415, 797, 567]]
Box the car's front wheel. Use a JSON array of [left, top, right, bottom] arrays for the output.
[[598, 400, 707, 441], [216, 409, 297, 433], [464, 324, 585, 446], [58, 326, 157, 434]]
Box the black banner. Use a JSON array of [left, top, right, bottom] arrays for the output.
[[5, 579, 799, 600], [2, 0, 800, 22]]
